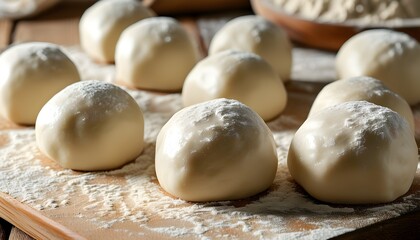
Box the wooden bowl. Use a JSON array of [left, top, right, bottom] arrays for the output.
[[251, 0, 420, 51]]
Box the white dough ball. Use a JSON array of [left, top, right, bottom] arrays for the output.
[[309, 76, 415, 132], [336, 29, 420, 105], [182, 51, 287, 121], [156, 98, 278, 202], [116, 17, 200, 91], [209, 15, 292, 82], [288, 101, 418, 204], [36, 80, 144, 171], [79, 0, 155, 63], [0, 42, 80, 125]]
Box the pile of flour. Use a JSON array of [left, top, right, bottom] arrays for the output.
[[272, 0, 420, 24]]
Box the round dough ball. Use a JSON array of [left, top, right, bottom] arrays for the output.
[[209, 15, 292, 82], [288, 101, 418, 204], [336, 29, 420, 105], [36, 80, 144, 171], [182, 51, 287, 121], [156, 98, 278, 202], [0, 42, 80, 125], [309, 76, 415, 132], [79, 0, 155, 63], [115, 17, 200, 91]]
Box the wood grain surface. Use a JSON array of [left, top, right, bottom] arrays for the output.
[[0, 193, 84, 240], [12, 0, 93, 46]]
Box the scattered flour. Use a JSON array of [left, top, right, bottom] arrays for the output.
[[0, 47, 418, 239]]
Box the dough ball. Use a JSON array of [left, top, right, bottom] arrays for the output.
[[36, 80, 144, 171], [309, 76, 414, 132], [209, 15, 292, 82], [182, 51, 287, 121], [116, 17, 200, 91], [288, 101, 418, 204], [156, 98, 278, 202], [336, 29, 420, 105], [0, 42, 80, 125], [79, 0, 155, 63]]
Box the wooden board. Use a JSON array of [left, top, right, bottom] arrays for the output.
[[12, 0, 94, 46], [0, 46, 419, 239], [0, 217, 12, 240], [0, 20, 13, 49], [0, 0, 420, 239]]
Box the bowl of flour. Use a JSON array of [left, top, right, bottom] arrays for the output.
[[252, 0, 420, 50]]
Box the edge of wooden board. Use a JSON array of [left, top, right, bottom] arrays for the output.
[[0, 192, 85, 240]]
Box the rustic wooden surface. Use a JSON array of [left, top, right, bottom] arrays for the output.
[[0, 0, 419, 239], [2, 0, 92, 47]]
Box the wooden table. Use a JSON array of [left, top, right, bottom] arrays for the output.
[[0, 1, 419, 239]]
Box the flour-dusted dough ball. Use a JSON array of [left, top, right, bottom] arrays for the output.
[[288, 101, 418, 204], [36, 81, 144, 171], [0, 42, 80, 125], [116, 17, 200, 91], [182, 51, 287, 121], [309, 76, 415, 132], [156, 99, 278, 202], [79, 0, 155, 63], [209, 15, 292, 82], [336, 29, 420, 105]]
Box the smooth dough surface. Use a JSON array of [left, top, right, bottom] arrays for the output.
[[309, 76, 415, 132], [79, 0, 155, 63], [0, 42, 80, 125], [336, 29, 420, 105], [182, 51, 287, 121], [36, 80, 144, 171], [116, 17, 200, 91], [155, 98, 278, 202], [209, 15, 292, 82], [288, 101, 418, 204]]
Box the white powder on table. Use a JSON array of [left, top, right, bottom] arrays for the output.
[[0, 47, 419, 239]]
